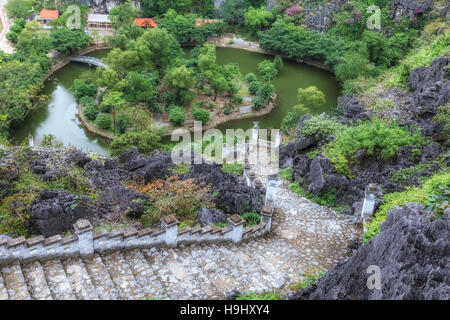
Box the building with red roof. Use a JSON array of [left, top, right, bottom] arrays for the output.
[[37, 10, 59, 25], [135, 18, 157, 28]]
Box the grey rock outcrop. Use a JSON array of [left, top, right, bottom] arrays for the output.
[[291, 203, 450, 300]]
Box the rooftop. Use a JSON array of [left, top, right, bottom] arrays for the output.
[[39, 10, 59, 19], [135, 18, 157, 28]]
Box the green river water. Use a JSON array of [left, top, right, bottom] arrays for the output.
[[12, 47, 340, 155]]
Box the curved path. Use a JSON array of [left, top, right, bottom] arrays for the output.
[[0, 0, 14, 54], [0, 149, 361, 300]]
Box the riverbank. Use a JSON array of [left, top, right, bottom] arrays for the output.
[[206, 34, 332, 72]]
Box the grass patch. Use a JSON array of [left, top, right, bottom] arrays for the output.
[[241, 212, 261, 226], [169, 164, 191, 175], [389, 162, 432, 184], [364, 172, 450, 242], [221, 163, 244, 175], [279, 167, 292, 181]]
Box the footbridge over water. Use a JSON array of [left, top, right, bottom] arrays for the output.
[[69, 56, 109, 69]]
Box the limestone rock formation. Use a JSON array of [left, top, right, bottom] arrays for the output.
[[290, 203, 450, 300]]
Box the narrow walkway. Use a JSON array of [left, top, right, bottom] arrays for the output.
[[0, 161, 361, 300], [0, 0, 14, 54]]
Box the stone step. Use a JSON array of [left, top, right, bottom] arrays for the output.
[[0, 262, 31, 300], [0, 272, 9, 300], [41, 259, 76, 300], [101, 251, 145, 300], [83, 254, 119, 300], [122, 249, 163, 299], [63, 258, 100, 300], [22, 261, 53, 300]]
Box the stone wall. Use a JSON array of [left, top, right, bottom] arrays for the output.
[[0, 206, 274, 266]]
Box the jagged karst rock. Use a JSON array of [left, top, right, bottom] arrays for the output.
[[30, 190, 93, 237], [196, 207, 228, 227], [291, 203, 450, 300]]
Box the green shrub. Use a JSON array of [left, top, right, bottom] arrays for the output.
[[83, 104, 99, 121], [222, 163, 243, 175], [244, 73, 257, 83], [169, 164, 191, 175], [364, 172, 450, 242], [248, 80, 262, 95], [300, 116, 346, 139], [241, 212, 261, 226], [279, 167, 292, 181], [95, 113, 113, 130], [73, 79, 97, 101], [389, 163, 431, 184], [223, 107, 231, 115], [117, 114, 131, 134], [192, 108, 210, 123], [110, 129, 162, 156], [229, 95, 243, 106], [169, 106, 186, 125], [281, 104, 308, 132], [324, 120, 423, 177], [236, 291, 281, 300]]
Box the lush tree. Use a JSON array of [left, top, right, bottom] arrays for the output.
[[125, 71, 156, 104], [96, 113, 113, 130], [132, 28, 183, 71], [5, 0, 32, 19], [83, 105, 99, 121], [109, 1, 140, 30], [244, 6, 274, 36], [248, 80, 262, 95], [219, 0, 251, 25], [101, 91, 125, 132], [258, 60, 278, 81], [163, 65, 195, 105], [104, 48, 141, 78], [158, 9, 196, 43], [334, 52, 369, 82], [0, 59, 48, 137], [296, 86, 326, 110], [50, 27, 90, 54], [111, 129, 163, 155], [72, 80, 97, 101], [281, 104, 308, 133], [193, 108, 210, 123], [16, 21, 51, 56], [141, 0, 214, 17], [362, 30, 388, 65], [169, 106, 186, 125]]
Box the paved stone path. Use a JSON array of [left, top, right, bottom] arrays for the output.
[[0, 0, 14, 54], [0, 139, 361, 299]]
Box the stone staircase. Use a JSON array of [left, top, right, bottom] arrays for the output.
[[0, 134, 362, 300]]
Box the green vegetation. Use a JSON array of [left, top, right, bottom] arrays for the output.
[[110, 129, 163, 156], [242, 211, 261, 226], [279, 167, 292, 181], [236, 291, 281, 300], [389, 163, 432, 184], [192, 108, 210, 123], [364, 172, 450, 242], [221, 163, 244, 175], [169, 164, 191, 175], [323, 120, 423, 177], [300, 116, 346, 140]]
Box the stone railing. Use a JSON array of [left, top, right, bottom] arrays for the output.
[[0, 207, 273, 266]]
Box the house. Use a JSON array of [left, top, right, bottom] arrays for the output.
[[195, 19, 220, 27], [37, 10, 59, 25], [87, 14, 112, 29], [135, 18, 157, 28]]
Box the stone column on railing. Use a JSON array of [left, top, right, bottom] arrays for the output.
[[265, 174, 278, 207], [161, 215, 179, 247], [74, 219, 94, 259], [261, 206, 273, 233], [360, 183, 383, 231], [227, 214, 245, 243]]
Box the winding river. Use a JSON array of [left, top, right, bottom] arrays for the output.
[[12, 47, 340, 155]]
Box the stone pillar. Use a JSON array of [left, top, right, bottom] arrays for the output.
[[265, 174, 278, 206], [360, 184, 383, 231], [161, 215, 179, 247], [261, 206, 273, 232], [227, 214, 245, 243], [74, 219, 94, 259]]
